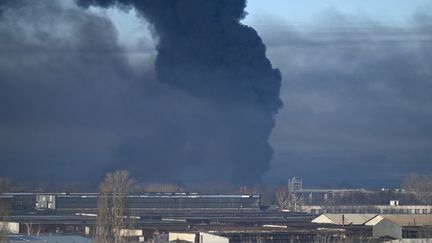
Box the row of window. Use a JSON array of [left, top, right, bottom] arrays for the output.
[[311, 208, 432, 214], [55, 197, 260, 209]]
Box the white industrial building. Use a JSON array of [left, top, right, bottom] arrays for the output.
[[313, 214, 432, 240], [168, 232, 229, 243], [383, 239, 432, 243], [366, 215, 432, 239], [368, 218, 403, 239], [303, 204, 432, 214]]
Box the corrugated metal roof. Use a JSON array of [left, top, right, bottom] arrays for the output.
[[50, 193, 260, 199], [8, 235, 91, 243], [312, 214, 377, 225], [365, 215, 384, 226], [3, 192, 259, 197], [370, 214, 432, 227]]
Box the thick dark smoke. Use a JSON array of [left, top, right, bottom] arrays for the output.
[[78, 0, 283, 184], [2, 1, 432, 188], [0, 0, 281, 185]]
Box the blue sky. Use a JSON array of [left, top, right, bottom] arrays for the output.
[[104, 0, 432, 52], [242, 0, 432, 187], [105, 0, 432, 29], [245, 0, 432, 26]]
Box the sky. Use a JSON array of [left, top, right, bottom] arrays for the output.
[[245, 0, 432, 26], [1, 0, 432, 188], [243, 0, 432, 187]]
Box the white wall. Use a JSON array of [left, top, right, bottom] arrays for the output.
[[199, 232, 229, 243], [0, 221, 20, 234], [373, 218, 402, 239], [169, 232, 196, 242]]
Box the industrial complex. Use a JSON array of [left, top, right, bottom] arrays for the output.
[[2, 189, 432, 242]]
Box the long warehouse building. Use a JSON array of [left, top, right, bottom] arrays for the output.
[[2, 193, 261, 213]]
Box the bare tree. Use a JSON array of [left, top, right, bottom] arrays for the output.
[[25, 222, 33, 236], [0, 178, 11, 192], [0, 206, 8, 242], [0, 180, 10, 242], [94, 170, 138, 243], [275, 185, 290, 209], [275, 184, 303, 211], [402, 173, 432, 204], [0, 210, 8, 241]]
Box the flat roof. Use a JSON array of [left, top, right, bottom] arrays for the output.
[[8, 235, 92, 243], [54, 193, 260, 198], [3, 192, 260, 198]]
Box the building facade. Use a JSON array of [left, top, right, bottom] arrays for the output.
[[33, 193, 262, 212]]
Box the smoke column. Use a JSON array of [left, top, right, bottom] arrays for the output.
[[78, 0, 282, 184]]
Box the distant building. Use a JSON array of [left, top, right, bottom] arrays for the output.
[[288, 177, 303, 192], [1, 193, 36, 210], [286, 177, 368, 204], [303, 204, 432, 215], [383, 239, 432, 243], [33, 193, 262, 212]]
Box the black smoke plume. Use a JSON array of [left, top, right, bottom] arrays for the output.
[[77, 0, 282, 184], [0, 0, 281, 186]]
